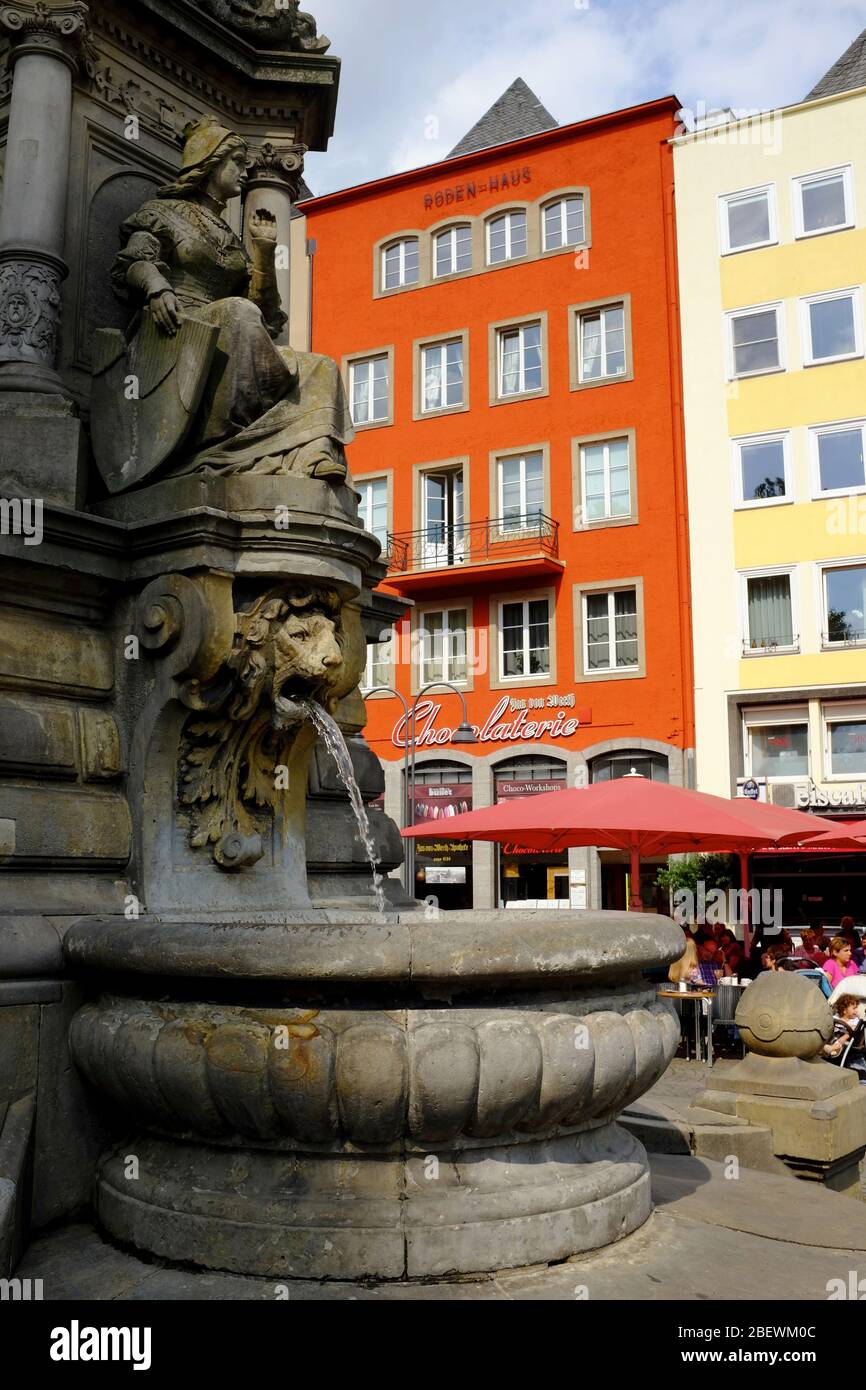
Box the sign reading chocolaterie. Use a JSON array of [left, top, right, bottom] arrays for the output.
[[424, 165, 532, 210]]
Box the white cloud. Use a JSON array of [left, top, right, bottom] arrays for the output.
[[304, 0, 866, 194]]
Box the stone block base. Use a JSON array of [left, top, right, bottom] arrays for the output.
[[94, 1124, 651, 1281]]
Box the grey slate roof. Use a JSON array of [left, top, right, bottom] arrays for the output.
[[806, 26, 866, 100], [448, 78, 558, 158]]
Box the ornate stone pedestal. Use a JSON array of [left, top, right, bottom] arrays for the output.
[[66, 912, 681, 1279]]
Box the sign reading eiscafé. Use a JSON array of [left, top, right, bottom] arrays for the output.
[[796, 781, 866, 811], [392, 694, 591, 750]]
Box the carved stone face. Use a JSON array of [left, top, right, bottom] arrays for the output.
[[272, 607, 344, 707]]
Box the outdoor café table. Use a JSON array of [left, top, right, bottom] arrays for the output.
[[657, 988, 715, 1066]]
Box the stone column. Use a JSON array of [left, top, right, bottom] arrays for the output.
[[242, 141, 306, 346], [0, 1, 88, 395]]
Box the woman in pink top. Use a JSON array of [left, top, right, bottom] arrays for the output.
[[823, 937, 860, 990]]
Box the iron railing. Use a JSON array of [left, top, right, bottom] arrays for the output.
[[386, 513, 559, 576], [742, 634, 799, 655]]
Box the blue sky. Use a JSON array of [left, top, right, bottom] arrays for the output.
[[303, 0, 866, 194]]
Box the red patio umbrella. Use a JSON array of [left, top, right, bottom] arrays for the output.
[[401, 775, 841, 915], [799, 818, 866, 848]]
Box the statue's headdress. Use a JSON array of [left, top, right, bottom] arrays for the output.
[[180, 117, 239, 172]]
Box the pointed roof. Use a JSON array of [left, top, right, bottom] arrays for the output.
[[806, 26, 866, 100], [448, 78, 558, 158]]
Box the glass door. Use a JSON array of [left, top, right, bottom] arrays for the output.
[[422, 470, 465, 569]]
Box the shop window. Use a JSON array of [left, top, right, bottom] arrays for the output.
[[542, 195, 585, 251], [826, 712, 866, 778], [744, 716, 809, 779], [356, 476, 389, 547], [811, 421, 866, 497], [433, 224, 472, 277], [742, 569, 797, 653], [410, 760, 474, 910], [494, 756, 568, 908], [727, 303, 783, 378], [733, 433, 790, 507], [822, 564, 866, 647], [486, 209, 527, 265], [794, 166, 854, 239], [382, 237, 419, 290], [800, 288, 862, 367], [590, 750, 669, 782], [720, 184, 776, 254]]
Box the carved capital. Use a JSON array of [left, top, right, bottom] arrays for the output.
[[0, 257, 63, 367], [0, 1, 89, 69], [246, 141, 307, 199]]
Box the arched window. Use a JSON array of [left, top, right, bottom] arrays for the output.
[[589, 749, 669, 783], [382, 237, 420, 290], [486, 209, 527, 265], [433, 224, 472, 278], [542, 194, 585, 251]]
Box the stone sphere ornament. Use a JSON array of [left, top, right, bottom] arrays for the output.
[[735, 971, 834, 1059]]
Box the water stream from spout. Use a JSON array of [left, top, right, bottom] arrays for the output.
[[299, 700, 386, 914]]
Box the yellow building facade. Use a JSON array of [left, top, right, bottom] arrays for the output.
[[675, 85, 866, 918]]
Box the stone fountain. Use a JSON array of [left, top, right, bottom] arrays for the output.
[[0, 0, 682, 1283]]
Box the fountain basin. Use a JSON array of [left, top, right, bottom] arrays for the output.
[[65, 911, 683, 1279]]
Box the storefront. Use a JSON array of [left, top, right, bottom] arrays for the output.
[[409, 761, 474, 910], [750, 839, 866, 930], [494, 756, 568, 907]]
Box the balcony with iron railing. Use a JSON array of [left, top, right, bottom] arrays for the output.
[[383, 514, 562, 592]]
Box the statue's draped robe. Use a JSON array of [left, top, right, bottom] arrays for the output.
[[112, 198, 354, 477]]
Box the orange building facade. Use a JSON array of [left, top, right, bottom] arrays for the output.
[[300, 97, 695, 911]]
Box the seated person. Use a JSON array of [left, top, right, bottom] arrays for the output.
[[694, 937, 724, 987], [668, 937, 699, 986], [839, 917, 865, 968], [718, 930, 744, 978], [799, 928, 827, 966], [823, 936, 860, 990], [822, 993, 866, 1080]]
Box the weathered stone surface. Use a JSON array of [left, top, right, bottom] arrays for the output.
[[735, 969, 833, 1057], [0, 394, 86, 507], [0, 788, 131, 866], [0, 916, 63, 978], [0, 610, 114, 697]]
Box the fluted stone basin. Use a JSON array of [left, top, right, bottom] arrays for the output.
[[65, 910, 683, 1280]]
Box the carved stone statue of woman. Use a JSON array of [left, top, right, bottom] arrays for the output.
[[97, 117, 353, 488]]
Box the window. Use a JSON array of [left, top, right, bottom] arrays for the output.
[[543, 195, 585, 251], [734, 433, 790, 507], [583, 589, 639, 671], [823, 564, 866, 646], [743, 571, 795, 652], [421, 339, 464, 413], [801, 289, 862, 366], [811, 421, 866, 497], [434, 225, 472, 277], [498, 451, 544, 530], [356, 477, 389, 547], [794, 167, 854, 238], [487, 210, 527, 265], [590, 750, 668, 783], [420, 608, 468, 684], [497, 321, 543, 397], [578, 304, 626, 382], [500, 598, 550, 679], [728, 304, 783, 378], [580, 437, 631, 522], [362, 631, 393, 692], [349, 355, 390, 426], [746, 720, 809, 779], [720, 185, 776, 254], [382, 237, 419, 290], [826, 709, 866, 777]]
